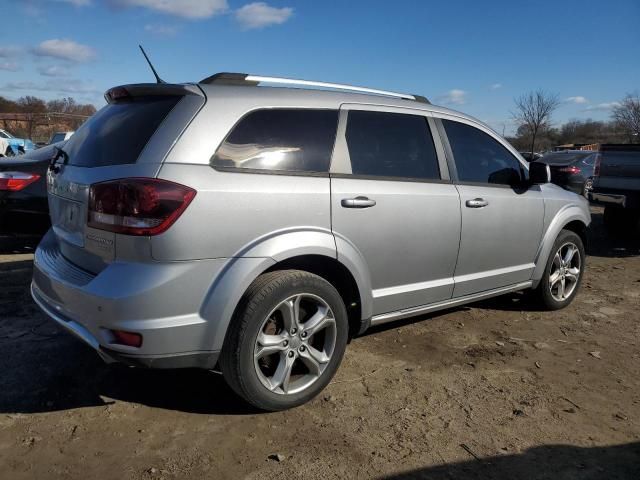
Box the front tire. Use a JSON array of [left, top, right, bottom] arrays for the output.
[[220, 270, 349, 411], [534, 230, 585, 310]]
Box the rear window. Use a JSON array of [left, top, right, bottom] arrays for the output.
[[540, 152, 592, 165], [50, 133, 66, 143], [64, 96, 180, 167], [211, 109, 338, 173], [602, 151, 640, 165]]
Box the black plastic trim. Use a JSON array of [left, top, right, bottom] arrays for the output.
[[212, 166, 330, 178], [330, 173, 451, 184], [100, 347, 220, 369]]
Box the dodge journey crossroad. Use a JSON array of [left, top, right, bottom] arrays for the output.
[[32, 73, 591, 410]]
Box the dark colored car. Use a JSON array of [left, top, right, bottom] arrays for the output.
[[537, 150, 596, 196], [0, 143, 58, 237], [588, 145, 640, 234]]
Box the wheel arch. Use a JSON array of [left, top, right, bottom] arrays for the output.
[[532, 205, 590, 286], [200, 229, 373, 352]]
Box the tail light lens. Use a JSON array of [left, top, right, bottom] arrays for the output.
[[0, 172, 41, 191], [88, 178, 196, 236], [558, 165, 581, 175], [593, 153, 602, 177]]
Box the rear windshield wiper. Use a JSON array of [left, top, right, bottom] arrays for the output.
[[49, 146, 69, 173]]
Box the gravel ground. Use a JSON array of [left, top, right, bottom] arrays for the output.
[[0, 206, 639, 479]]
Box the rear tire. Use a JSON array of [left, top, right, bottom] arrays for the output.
[[219, 270, 349, 411], [533, 229, 585, 310]]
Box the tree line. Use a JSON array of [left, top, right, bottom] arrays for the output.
[[0, 95, 97, 143], [509, 91, 640, 153], [1, 91, 638, 150]]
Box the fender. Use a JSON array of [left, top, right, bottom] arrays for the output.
[[531, 203, 590, 286], [199, 227, 373, 352]]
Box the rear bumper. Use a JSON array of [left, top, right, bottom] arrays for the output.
[[588, 192, 627, 207], [31, 229, 226, 369], [0, 193, 50, 235]]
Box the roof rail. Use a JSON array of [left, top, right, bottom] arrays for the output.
[[199, 72, 430, 104]]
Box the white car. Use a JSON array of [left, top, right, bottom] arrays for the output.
[[0, 136, 8, 157]]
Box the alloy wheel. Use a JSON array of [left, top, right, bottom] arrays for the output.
[[549, 242, 581, 302], [254, 293, 337, 395]]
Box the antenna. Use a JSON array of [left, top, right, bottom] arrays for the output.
[[138, 45, 165, 84]]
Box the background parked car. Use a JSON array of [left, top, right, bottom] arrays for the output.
[[588, 144, 640, 234], [537, 150, 596, 196], [0, 129, 36, 156], [48, 131, 74, 144], [0, 143, 57, 237]]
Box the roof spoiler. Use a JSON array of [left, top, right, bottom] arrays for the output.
[[104, 83, 203, 104], [199, 72, 430, 104]]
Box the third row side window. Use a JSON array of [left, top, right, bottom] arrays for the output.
[[345, 110, 440, 180]]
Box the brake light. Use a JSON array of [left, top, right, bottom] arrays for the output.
[[593, 153, 602, 177], [558, 165, 581, 175], [0, 172, 41, 191], [88, 178, 196, 236], [105, 86, 130, 103]]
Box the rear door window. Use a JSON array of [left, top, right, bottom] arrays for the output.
[[443, 119, 522, 185], [212, 109, 338, 173], [64, 96, 180, 167], [345, 110, 440, 180]]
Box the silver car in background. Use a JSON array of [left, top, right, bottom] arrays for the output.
[[32, 74, 591, 410]]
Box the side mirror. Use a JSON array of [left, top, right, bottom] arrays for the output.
[[528, 161, 550, 184]]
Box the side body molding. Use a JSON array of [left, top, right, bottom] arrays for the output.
[[199, 228, 373, 352], [531, 203, 590, 286]]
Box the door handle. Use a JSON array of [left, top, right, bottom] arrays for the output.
[[465, 198, 489, 208], [341, 196, 376, 208]]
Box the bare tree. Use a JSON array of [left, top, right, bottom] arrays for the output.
[[512, 90, 560, 154], [612, 93, 640, 142]]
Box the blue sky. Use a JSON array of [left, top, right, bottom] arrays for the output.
[[0, 0, 638, 133]]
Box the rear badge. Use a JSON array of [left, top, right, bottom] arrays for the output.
[[86, 233, 114, 250]]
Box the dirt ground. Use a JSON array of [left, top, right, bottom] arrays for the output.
[[0, 206, 639, 480]]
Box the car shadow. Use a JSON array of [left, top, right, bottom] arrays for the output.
[[586, 210, 639, 259], [379, 442, 640, 480], [0, 255, 257, 416], [0, 331, 258, 415]]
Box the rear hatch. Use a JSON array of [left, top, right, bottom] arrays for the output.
[[46, 83, 205, 273], [596, 150, 640, 193], [599, 151, 640, 178]]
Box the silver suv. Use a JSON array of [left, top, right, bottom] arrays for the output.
[[32, 74, 591, 411]]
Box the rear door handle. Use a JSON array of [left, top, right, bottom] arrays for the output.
[[341, 196, 376, 208], [465, 198, 489, 208]]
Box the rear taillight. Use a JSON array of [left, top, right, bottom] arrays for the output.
[[0, 172, 40, 191], [593, 153, 602, 177], [88, 178, 196, 236], [558, 165, 581, 175]]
